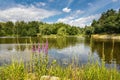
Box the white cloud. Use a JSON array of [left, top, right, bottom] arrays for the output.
[[58, 17, 73, 23], [75, 10, 84, 15], [36, 2, 46, 7], [112, 0, 118, 2], [62, 7, 71, 13], [62, 10, 84, 19], [0, 5, 59, 22], [88, 3, 93, 7], [57, 14, 100, 27]]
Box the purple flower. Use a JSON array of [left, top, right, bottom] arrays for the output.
[[38, 43, 41, 53], [42, 43, 45, 52], [32, 44, 36, 52], [32, 40, 49, 55]]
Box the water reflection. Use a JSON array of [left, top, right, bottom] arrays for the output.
[[91, 39, 120, 65], [0, 37, 120, 69]]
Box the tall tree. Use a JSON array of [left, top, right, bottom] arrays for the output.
[[4, 21, 14, 36]]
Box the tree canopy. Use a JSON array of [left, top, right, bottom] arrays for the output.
[[0, 21, 82, 37], [1, 9, 119, 37], [85, 9, 120, 35]]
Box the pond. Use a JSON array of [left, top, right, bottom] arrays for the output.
[[0, 37, 120, 69]]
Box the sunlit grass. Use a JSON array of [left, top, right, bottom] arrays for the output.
[[0, 54, 120, 80]]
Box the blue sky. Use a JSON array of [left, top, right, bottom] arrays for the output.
[[0, 0, 120, 27]]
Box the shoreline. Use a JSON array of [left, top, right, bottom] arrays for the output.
[[41, 34, 84, 38], [0, 35, 84, 38], [91, 34, 120, 40]]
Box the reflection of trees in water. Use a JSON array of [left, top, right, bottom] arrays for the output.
[[90, 39, 120, 65], [4, 37, 83, 51], [48, 37, 82, 49], [30, 37, 82, 49], [0, 38, 17, 43], [18, 37, 82, 49], [15, 45, 29, 51]]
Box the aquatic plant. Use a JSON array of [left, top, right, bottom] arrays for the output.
[[0, 57, 120, 80], [32, 40, 48, 54], [0, 40, 120, 80]]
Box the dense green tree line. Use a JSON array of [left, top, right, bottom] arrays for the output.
[[85, 9, 120, 35], [0, 21, 82, 37], [1, 9, 118, 37], [39, 23, 83, 35]]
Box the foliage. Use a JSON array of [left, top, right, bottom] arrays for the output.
[[84, 26, 94, 35], [57, 27, 67, 36], [0, 60, 26, 80], [85, 9, 120, 35], [0, 21, 82, 37], [0, 39, 120, 80], [0, 55, 120, 80], [39, 23, 82, 36]]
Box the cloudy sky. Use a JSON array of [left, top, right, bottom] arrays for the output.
[[0, 0, 120, 27]]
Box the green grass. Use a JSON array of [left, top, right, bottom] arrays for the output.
[[0, 55, 120, 80], [40, 34, 84, 38]]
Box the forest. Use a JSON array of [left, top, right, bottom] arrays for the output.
[[85, 9, 120, 35], [0, 9, 120, 37], [0, 21, 83, 37]]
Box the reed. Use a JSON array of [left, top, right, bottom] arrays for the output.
[[0, 40, 120, 80], [0, 55, 120, 80]]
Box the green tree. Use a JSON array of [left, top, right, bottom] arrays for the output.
[[91, 9, 120, 34], [57, 27, 67, 36], [0, 24, 5, 36], [84, 26, 94, 35], [4, 21, 14, 36]]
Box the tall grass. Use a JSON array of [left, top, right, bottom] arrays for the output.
[[0, 58, 120, 80], [0, 40, 120, 80], [0, 53, 120, 80], [0, 55, 120, 80]]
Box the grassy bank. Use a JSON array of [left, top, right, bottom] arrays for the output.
[[91, 34, 120, 40], [38, 34, 84, 38], [0, 55, 120, 80]]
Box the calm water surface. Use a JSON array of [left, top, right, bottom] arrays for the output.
[[0, 37, 120, 69]]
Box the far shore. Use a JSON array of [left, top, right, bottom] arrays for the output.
[[0, 34, 84, 38], [91, 34, 120, 40], [41, 34, 84, 38], [2, 34, 120, 40]]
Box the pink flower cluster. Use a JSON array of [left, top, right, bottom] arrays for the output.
[[32, 40, 48, 54]]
